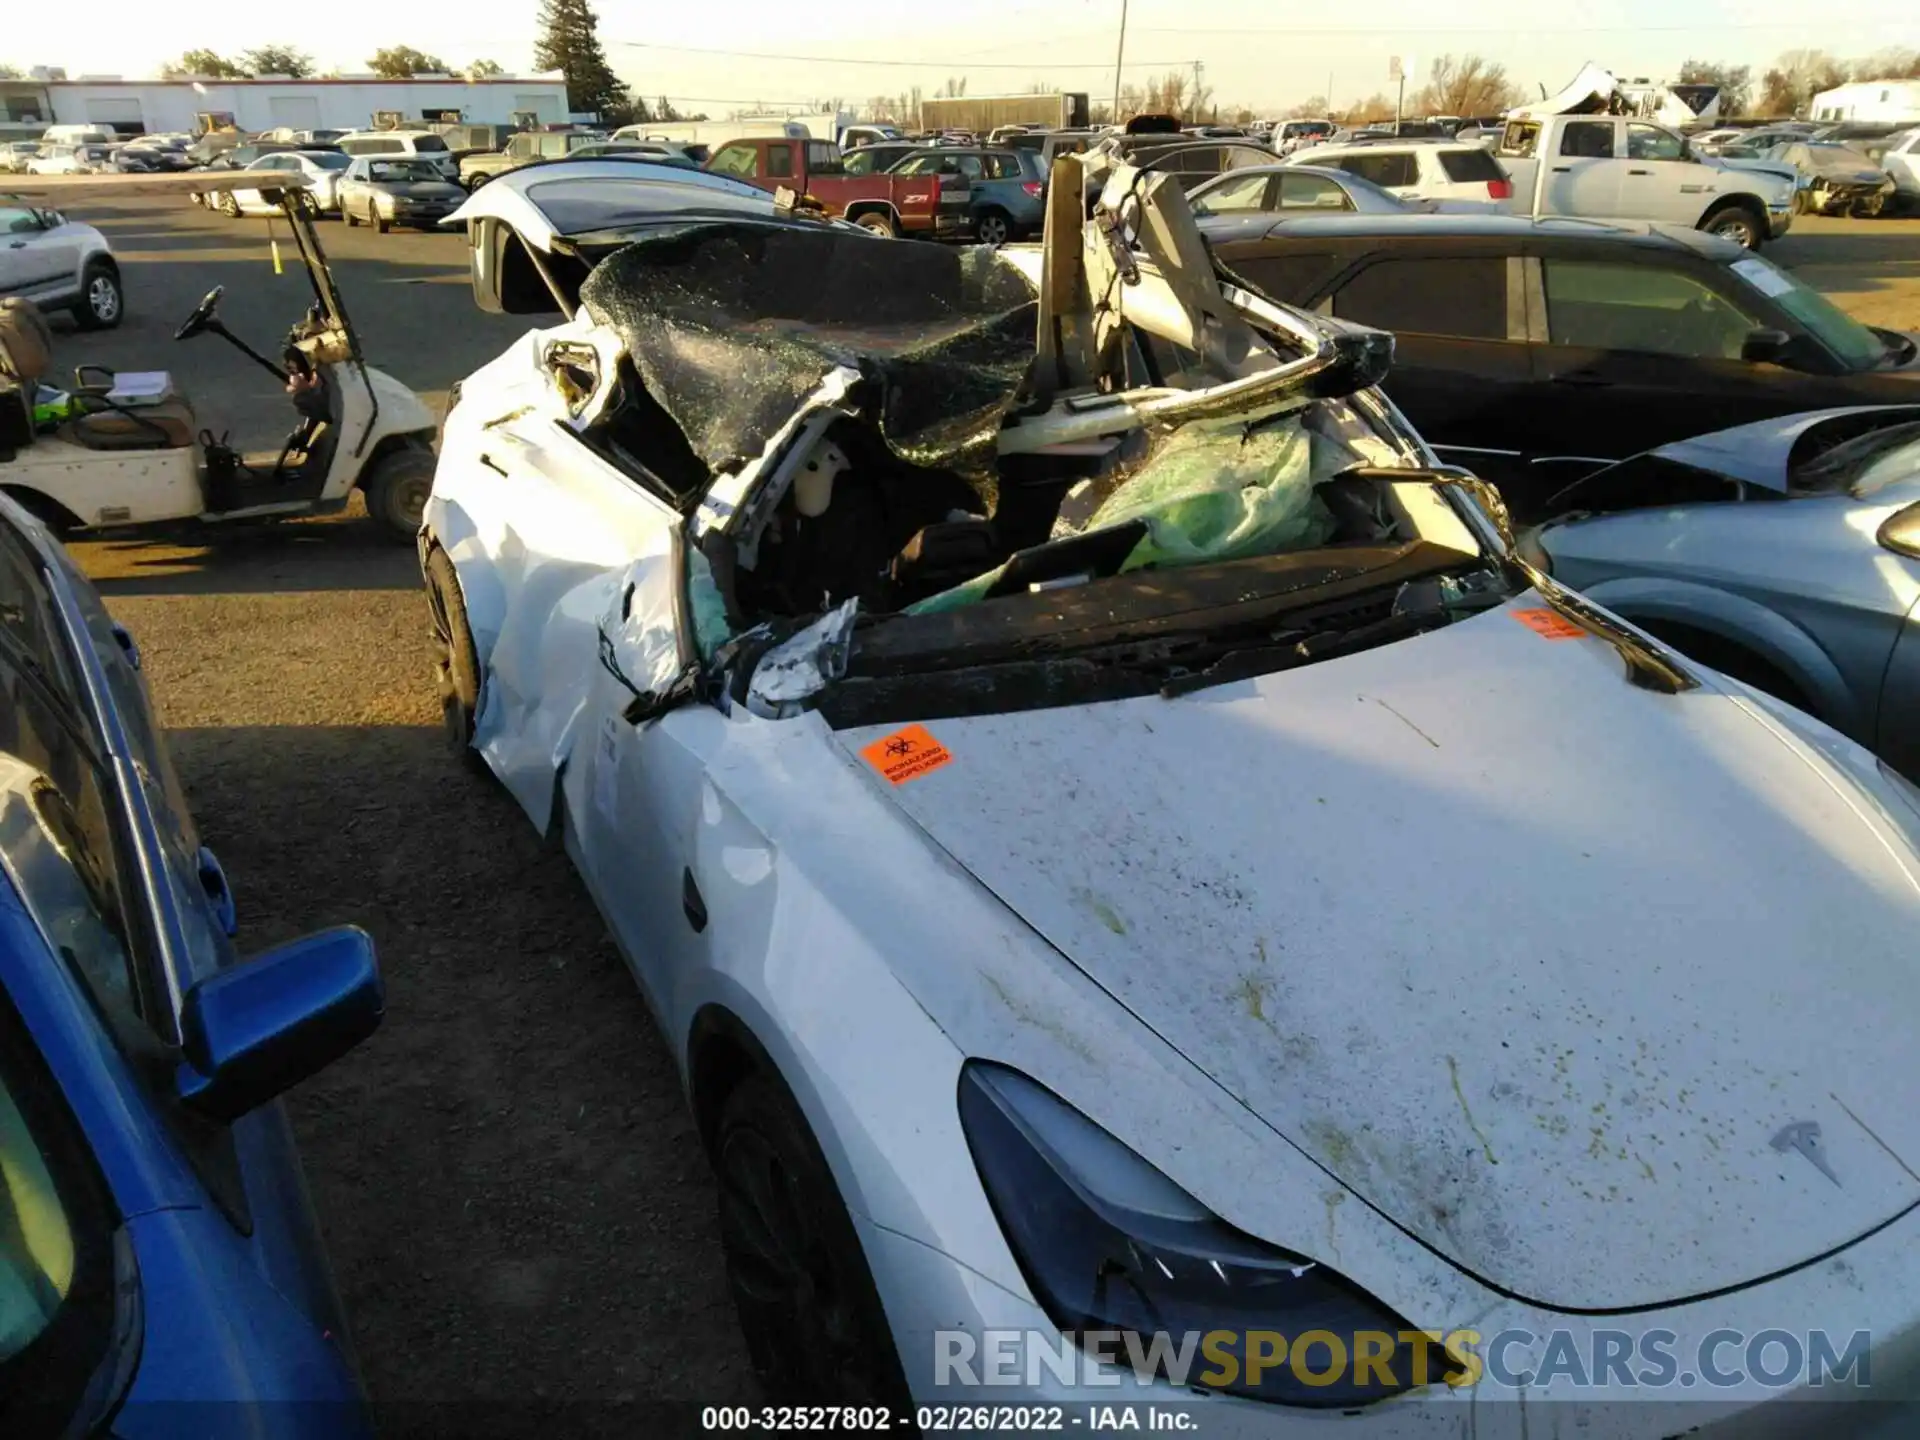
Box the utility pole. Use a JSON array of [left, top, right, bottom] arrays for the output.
[[1111, 0, 1129, 124], [1326, 69, 1334, 115], [1192, 59, 1204, 120]]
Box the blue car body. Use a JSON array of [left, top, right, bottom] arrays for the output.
[[0, 494, 379, 1438]]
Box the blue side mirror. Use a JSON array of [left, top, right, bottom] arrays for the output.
[[176, 927, 383, 1122]]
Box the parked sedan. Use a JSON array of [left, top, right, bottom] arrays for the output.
[[0, 198, 123, 328], [1190, 163, 1449, 223], [424, 156, 1920, 1430], [1204, 213, 1920, 517], [0, 141, 39, 174], [1526, 406, 1920, 779], [0, 491, 382, 1438], [888, 146, 1045, 243], [338, 157, 465, 232], [221, 148, 353, 215]]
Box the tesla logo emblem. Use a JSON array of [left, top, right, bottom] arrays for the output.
[[1772, 1121, 1840, 1186]]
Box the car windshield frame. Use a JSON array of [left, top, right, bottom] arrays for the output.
[[301, 151, 351, 171], [1795, 420, 1920, 498], [1727, 254, 1891, 372]]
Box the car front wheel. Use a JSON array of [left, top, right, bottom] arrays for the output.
[[73, 260, 123, 330], [713, 1070, 915, 1414], [1701, 205, 1761, 249]]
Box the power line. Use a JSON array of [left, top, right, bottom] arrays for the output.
[[1136, 18, 1909, 33], [610, 39, 1196, 70]]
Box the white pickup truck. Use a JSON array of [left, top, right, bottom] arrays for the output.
[[1497, 112, 1796, 248]]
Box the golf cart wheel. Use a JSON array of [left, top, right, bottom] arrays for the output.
[[361, 444, 436, 539], [1701, 204, 1761, 249], [974, 208, 1013, 246], [425, 546, 486, 769], [374, 213, 391, 234], [72, 260, 123, 331], [852, 211, 897, 238], [712, 1071, 916, 1416]]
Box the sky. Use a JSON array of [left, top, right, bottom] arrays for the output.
[[22, 0, 1918, 115]]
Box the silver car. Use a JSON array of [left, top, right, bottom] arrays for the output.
[[1526, 406, 1920, 778], [336, 156, 465, 232], [1189, 163, 1437, 222]]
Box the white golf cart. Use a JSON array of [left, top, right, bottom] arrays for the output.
[[0, 170, 437, 538]]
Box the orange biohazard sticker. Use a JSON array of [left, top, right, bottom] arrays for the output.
[[860, 724, 954, 785], [1512, 607, 1586, 641]]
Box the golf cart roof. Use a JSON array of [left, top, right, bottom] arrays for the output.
[[7, 170, 312, 203]]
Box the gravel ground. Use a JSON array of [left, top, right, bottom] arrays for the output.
[[33, 184, 1920, 1419]]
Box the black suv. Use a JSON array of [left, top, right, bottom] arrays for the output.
[[1205, 214, 1920, 517]]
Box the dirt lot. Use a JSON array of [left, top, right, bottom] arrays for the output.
[[17, 183, 1920, 1414]]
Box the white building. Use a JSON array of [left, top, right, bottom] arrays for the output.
[[1810, 80, 1920, 124], [46, 74, 570, 136]]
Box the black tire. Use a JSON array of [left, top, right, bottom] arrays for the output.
[[712, 1071, 916, 1418], [374, 213, 391, 234], [425, 546, 486, 766], [852, 211, 897, 238], [1851, 196, 1885, 219], [360, 443, 436, 539], [1700, 204, 1762, 249], [71, 260, 123, 331], [973, 208, 1012, 246], [344, 201, 360, 227], [466, 172, 490, 191]]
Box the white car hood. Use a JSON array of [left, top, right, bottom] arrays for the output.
[[834, 598, 1920, 1311]]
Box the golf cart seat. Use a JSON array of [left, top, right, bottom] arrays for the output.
[[59, 367, 198, 451]]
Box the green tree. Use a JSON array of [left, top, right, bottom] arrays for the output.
[[0, 64, 22, 79], [1852, 47, 1920, 81], [368, 46, 448, 78], [532, 0, 630, 119], [1676, 59, 1753, 117], [165, 49, 249, 79], [655, 95, 681, 121], [467, 58, 504, 78], [238, 45, 314, 78]]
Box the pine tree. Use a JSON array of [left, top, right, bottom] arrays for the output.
[[532, 0, 632, 121]]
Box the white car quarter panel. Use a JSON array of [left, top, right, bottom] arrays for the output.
[[427, 322, 684, 830]]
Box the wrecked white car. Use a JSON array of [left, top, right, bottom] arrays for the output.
[[424, 158, 1920, 1432]]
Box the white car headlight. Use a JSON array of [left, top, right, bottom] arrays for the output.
[[960, 1063, 1459, 1406]]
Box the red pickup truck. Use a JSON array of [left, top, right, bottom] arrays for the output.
[[705, 136, 971, 239]]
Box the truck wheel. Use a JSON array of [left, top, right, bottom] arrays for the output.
[[425, 546, 486, 768], [974, 209, 1013, 246], [72, 260, 123, 330], [853, 211, 897, 238], [361, 444, 436, 539], [1701, 204, 1761, 249]]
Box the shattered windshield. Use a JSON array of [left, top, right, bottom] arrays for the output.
[[562, 155, 1505, 721]]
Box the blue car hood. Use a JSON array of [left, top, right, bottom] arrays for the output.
[[1651, 403, 1920, 490]]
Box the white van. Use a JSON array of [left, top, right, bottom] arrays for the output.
[[41, 124, 117, 146], [335, 130, 457, 180]]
